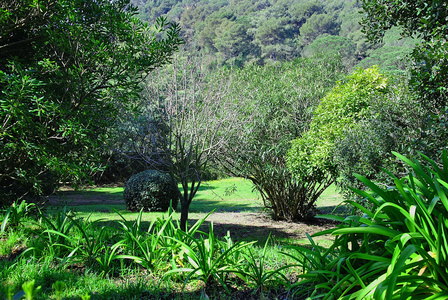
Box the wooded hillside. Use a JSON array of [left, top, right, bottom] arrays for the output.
[[131, 0, 416, 71]]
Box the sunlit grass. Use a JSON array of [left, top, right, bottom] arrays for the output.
[[1, 179, 345, 299], [51, 177, 263, 221], [48, 179, 344, 245]]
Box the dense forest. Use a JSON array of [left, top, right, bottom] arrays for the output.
[[131, 0, 416, 71]]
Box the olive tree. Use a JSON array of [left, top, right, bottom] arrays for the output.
[[219, 56, 345, 221]]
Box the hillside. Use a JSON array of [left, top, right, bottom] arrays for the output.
[[131, 0, 417, 72]]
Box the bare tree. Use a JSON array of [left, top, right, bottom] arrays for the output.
[[119, 51, 241, 230]]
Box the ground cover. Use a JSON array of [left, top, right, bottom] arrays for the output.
[[48, 178, 344, 244], [1, 177, 345, 299]]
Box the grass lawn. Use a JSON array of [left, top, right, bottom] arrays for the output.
[[48, 178, 345, 246], [1, 178, 345, 299], [50, 177, 343, 221]]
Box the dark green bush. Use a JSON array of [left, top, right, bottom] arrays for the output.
[[124, 170, 179, 212]]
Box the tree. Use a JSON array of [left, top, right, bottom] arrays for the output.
[[287, 66, 422, 201], [219, 56, 345, 221], [287, 67, 388, 194], [119, 52, 240, 230], [302, 34, 356, 69], [299, 13, 340, 46], [0, 0, 182, 205], [360, 0, 448, 110]]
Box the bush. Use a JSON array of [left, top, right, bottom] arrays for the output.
[[289, 151, 448, 299], [124, 170, 179, 212]]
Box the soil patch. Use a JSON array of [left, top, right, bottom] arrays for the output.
[[198, 212, 338, 241], [46, 193, 340, 242]]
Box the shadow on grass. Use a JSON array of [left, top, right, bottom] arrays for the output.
[[189, 199, 262, 213], [0, 259, 286, 300], [92, 212, 337, 248], [316, 204, 351, 217], [51, 189, 123, 201], [46, 198, 262, 214], [53, 183, 219, 201]]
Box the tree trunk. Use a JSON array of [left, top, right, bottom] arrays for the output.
[[180, 200, 190, 231]]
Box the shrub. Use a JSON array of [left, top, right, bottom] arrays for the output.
[[124, 170, 179, 212], [290, 151, 448, 299]]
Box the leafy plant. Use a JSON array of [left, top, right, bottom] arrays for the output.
[[1, 200, 35, 234], [235, 234, 290, 292], [0, 0, 183, 205], [298, 151, 448, 299], [115, 208, 183, 272], [52, 281, 65, 300], [220, 56, 345, 222], [124, 170, 179, 212], [166, 222, 254, 291], [67, 216, 111, 267], [15, 280, 41, 300], [26, 207, 76, 261]]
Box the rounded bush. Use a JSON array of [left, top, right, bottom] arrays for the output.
[[124, 170, 179, 212]]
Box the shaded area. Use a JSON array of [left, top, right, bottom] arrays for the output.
[[189, 199, 262, 213], [0, 258, 293, 300], [92, 211, 339, 247]]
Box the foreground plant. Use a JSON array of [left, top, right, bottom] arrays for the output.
[[166, 222, 254, 292], [293, 151, 448, 299], [9, 280, 42, 300], [236, 234, 290, 292], [1, 200, 36, 234]]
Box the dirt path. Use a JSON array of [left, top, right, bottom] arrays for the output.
[[198, 212, 336, 241]]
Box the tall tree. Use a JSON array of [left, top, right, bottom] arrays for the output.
[[360, 0, 448, 110], [119, 53, 240, 230], [0, 0, 182, 205], [220, 56, 345, 221]]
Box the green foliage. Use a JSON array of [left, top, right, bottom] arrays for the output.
[[124, 170, 179, 212], [292, 151, 448, 299], [410, 40, 448, 110], [333, 77, 423, 200], [120, 52, 234, 231], [360, 0, 447, 43], [360, 0, 448, 110], [7, 280, 42, 300], [0, 0, 182, 205], [29, 207, 76, 261], [303, 34, 357, 68], [221, 56, 345, 221], [52, 281, 65, 300], [133, 0, 415, 68], [1, 200, 36, 234], [299, 13, 340, 45], [166, 223, 254, 291], [235, 234, 290, 292], [287, 66, 389, 194], [21, 280, 41, 300], [283, 233, 348, 299], [1, 205, 300, 296]]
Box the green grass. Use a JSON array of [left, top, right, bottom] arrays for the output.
[[188, 177, 263, 212], [50, 178, 264, 223], [1, 179, 344, 299], [51, 178, 342, 219], [48, 179, 344, 248]]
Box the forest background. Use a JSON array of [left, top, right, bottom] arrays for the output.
[[2, 0, 447, 226], [131, 0, 415, 71]]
